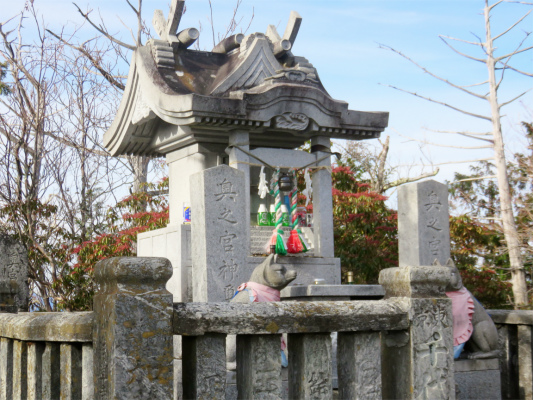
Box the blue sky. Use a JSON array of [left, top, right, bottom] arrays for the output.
[[3, 0, 533, 196]]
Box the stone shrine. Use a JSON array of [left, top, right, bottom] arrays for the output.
[[104, 0, 389, 303]]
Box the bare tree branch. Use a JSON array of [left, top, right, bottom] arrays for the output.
[[383, 168, 440, 192], [396, 131, 494, 148], [381, 84, 492, 121], [46, 29, 125, 90], [439, 34, 483, 46], [493, 9, 532, 40], [438, 36, 488, 63], [451, 175, 497, 183], [379, 43, 488, 100], [73, 3, 136, 50], [499, 89, 531, 108]]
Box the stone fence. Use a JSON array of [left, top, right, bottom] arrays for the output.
[[0, 312, 93, 399], [0, 256, 529, 399], [489, 309, 533, 399]]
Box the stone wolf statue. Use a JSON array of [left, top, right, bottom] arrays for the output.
[[227, 254, 297, 370], [440, 259, 500, 359]]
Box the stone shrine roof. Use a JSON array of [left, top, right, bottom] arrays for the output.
[[103, 3, 389, 156]]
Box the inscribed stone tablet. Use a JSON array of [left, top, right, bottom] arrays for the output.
[[190, 165, 247, 302], [0, 235, 29, 310], [398, 180, 450, 267]]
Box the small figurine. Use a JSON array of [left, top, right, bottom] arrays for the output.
[[440, 259, 500, 359], [227, 254, 297, 370]]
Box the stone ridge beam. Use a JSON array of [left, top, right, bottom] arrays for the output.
[[173, 300, 409, 336]]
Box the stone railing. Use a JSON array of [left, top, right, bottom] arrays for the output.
[[0, 312, 93, 399], [0, 258, 456, 399], [173, 265, 455, 399], [175, 300, 408, 399], [489, 309, 533, 400]]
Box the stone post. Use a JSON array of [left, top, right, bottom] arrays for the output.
[[288, 333, 333, 399], [190, 165, 248, 302], [310, 136, 334, 258], [379, 265, 455, 400], [398, 180, 450, 267], [0, 235, 29, 312], [166, 144, 220, 226], [228, 131, 251, 255], [93, 257, 174, 399], [182, 333, 226, 399]]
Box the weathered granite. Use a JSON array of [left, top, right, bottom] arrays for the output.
[[0, 312, 93, 342], [82, 344, 93, 400], [182, 333, 226, 399], [27, 342, 44, 400], [398, 180, 450, 267], [228, 131, 251, 256], [103, 9, 389, 157], [455, 358, 501, 400], [13, 340, 27, 400], [0, 234, 29, 311], [379, 265, 451, 299], [489, 309, 533, 325], [42, 342, 60, 399], [60, 343, 82, 400], [337, 332, 381, 400], [0, 337, 13, 398], [288, 333, 333, 399], [518, 325, 533, 399], [173, 300, 409, 336], [93, 257, 174, 399], [380, 265, 455, 400], [310, 136, 335, 258], [190, 165, 248, 302], [237, 334, 282, 399], [281, 284, 384, 300], [496, 323, 518, 400]]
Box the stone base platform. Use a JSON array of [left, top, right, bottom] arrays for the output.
[[455, 358, 501, 400], [281, 284, 385, 301]]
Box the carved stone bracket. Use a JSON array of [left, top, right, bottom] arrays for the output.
[[274, 112, 309, 131]]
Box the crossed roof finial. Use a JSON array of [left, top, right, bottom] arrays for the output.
[[152, 0, 198, 48]]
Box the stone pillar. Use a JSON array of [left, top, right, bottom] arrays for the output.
[[13, 340, 28, 400], [337, 331, 381, 400], [93, 257, 174, 399], [518, 325, 533, 399], [190, 165, 248, 302], [167, 144, 220, 226], [0, 337, 13, 398], [60, 343, 82, 400], [236, 334, 282, 399], [182, 333, 226, 399], [379, 265, 455, 400], [27, 342, 44, 400], [228, 131, 250, 255], [398, 180, 450, 267], [310, 136, 334, 258], [288, 333, 333, 399], [42, 342, 60, 399]]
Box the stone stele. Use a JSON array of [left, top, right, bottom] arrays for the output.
[[398, 180, 451, 267], [190, 165, 247, 302], [0, 234, 29, 311]]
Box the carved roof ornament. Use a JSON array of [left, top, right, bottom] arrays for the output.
[[103, 0, 389, 156]]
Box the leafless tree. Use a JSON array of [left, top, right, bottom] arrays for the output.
[[340, 136, 439, 194], [0, 6, 131, 310], [380, 0, 533, 306]]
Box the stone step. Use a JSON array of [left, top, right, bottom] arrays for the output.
[[250, 226, 314, 255]]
